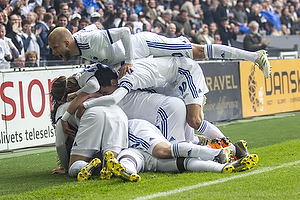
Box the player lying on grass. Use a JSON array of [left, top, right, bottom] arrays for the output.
[[48, 25, 271, 79], [81, 119, 258, 182]]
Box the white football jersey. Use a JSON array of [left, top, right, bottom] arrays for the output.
[[73, 26, 133, 65]]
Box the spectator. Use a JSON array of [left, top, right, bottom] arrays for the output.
[[243, 20, 270, 51], [280, 6, 293, 34], [56, 13, 72, 33], [78, 16, 90, 30], [0, 24, 17, 69], [58, 2, 69, 16], [231, 0, 248, 28], [248, 3, 268, 33], [181, 0, 201, 22], [153, 9, 172, 34], [10, 1, 25, 19], [202, 0, 216, 26], [70, 13, 81, 33], [215, 0, 230, 26], [129, 13, 143, 34], [218, 17, 237, 46], [10, 0, 42, 18], [192, 0, 204, 29], [244, 0, 252, 20], [196, 23, 215, 45], [0, 39, 12, 69], [90, 12, 102, 24], [113, 9, 127, 27], [101, 4, 116, 29], [73, 1, 88, 18], [33, 5, 45, 23], [142, 0, 160, 22], [47, 6, 57, 25], [58, 3, 72, 30], [95, 0, 110, 17], [12, 55, 25, 68], [0, 10, 12, 35], [163, 22, 177, 38], [21, 18, 42, 64], [115, 0, 134, 20], [25, 50, 38, 67], [0, 0, 11, 12], [124, 21, 134, 33], [34, 12, 53, 62], [6, 14, 24, 56], [289, 4, 300, 34], [172, 9, 193, 38], [271, 24, 291, 36], [208, 22, 219, 41], [27, 11, 37, 33]]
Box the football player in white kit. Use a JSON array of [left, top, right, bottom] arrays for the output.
[[80, 57, 231, 146], [106, 119, 257, 181], [50, 76, 129, 180], [48, 25, 271, 79]]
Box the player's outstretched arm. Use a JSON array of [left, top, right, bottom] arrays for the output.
[[107, 27, 133, 65], [83, 87, 128, 109]]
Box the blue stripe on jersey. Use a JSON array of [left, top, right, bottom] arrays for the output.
[[178, 67, 199, 98], [77, 42, 90, 50], [54, 116, 62, 125], [198, 120, 208, 133], [119, 81, 133, 92], [146, 41, 192, 50], [128, 133, 150, 150], [172, 143, 180, 158], [106, 30, 113, 44], [207, 44, 213, 58], [157, 107, 168, 139]]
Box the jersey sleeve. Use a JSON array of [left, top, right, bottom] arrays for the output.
[[76, 76, 100, 95], [106, 27, 133, 64], [83, 87, 128, 108]]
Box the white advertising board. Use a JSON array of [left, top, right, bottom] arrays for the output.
[[0, 67, 82, 151]]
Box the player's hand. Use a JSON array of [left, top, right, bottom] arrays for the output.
[[52, 167, 66, 174], [118, 63, 132, 79], [76, 104, 86, 119], [61, 119, 76, 139], [67, 92, 77, 101]]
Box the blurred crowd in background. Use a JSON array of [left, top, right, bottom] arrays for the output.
[[0, 0, 299, 69]]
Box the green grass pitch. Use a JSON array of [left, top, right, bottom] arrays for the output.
[[1, 112, 300, 200]]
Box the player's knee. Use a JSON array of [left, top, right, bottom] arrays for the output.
[[192, 44, 205, 59], [152, 143, 172, 159], [186, 115, 203, 130]]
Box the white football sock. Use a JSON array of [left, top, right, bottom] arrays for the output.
[[184, 158, 225, 172], [68, 160, 88, 177], [197, 120, 225, 139], [171, 143, 220, 160], [205, 44, 257, 62], [119, 157, 138, 174]]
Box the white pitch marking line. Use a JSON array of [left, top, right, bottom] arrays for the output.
[[133, 160, 300, 200]]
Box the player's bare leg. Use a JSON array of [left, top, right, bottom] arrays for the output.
[[191, 44, 206, 59]]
